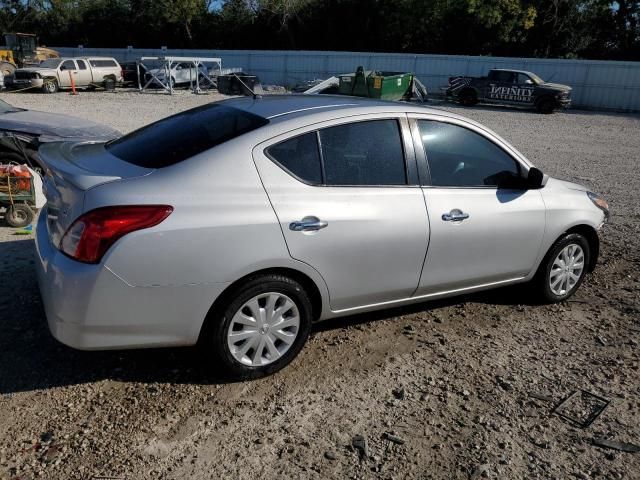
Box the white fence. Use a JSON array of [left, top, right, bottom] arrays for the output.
[[55, 47, 640, 112]]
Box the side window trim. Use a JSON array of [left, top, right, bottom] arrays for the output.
[[264, 116, 419, 188], [408, 115, 527, 188]]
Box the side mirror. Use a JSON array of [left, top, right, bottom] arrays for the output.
[[60, 65, 66, 71], [527, 167, 544, 189]]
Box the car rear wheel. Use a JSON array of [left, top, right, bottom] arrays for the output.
[[42, 79, 58, 94], [202, 274, 313, 379], [5, 204, 34, 228], [459, 88, 478, 106], [533, 233, 590, 303]]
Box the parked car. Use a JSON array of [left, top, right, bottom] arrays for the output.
[[120, 61, 146, 86], [446, 69, 572, 113], [144, 61, 208, 87], [0, 98, 120, 169], [35, 95, 609, 378], [9, 57, 123, 93]]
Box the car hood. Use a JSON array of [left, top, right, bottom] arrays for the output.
[[0, 109, 121, 142], [540, 82, 572, 92], [546, 177, 588, 192], [17, 67, 57, 76]]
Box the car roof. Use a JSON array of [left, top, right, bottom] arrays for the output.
[[491, 69, 535, 76], [220, 94, 461, 121]]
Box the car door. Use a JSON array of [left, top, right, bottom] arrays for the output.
[[253, 115, 429, 312], [410, 115, 546, 295], [75, 59, 92, 86], [514, 73, 536, 105], [58, 59, 78, 87], [486, 70, 516, 104]]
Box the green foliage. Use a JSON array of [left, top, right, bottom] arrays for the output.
[[0, 0, 637, 59]]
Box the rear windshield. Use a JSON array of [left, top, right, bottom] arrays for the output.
[[106, 104, 269, 168]]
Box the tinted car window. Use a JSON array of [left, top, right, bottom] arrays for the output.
[[319, 120, 406, 186], [89, 59, 118, 68], [517, 73, 533, 84], [77, 60, 87, 70], [107, 104, 269, 168], [60, 60, 76, 70], [418, 120, 520, 187], [267, 133, 322, 184], [493, 71, 515, 83]]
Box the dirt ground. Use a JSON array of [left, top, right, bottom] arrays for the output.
[[0, 91, 638, 480]]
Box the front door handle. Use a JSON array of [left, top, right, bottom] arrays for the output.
[[442, 209, 470, 222], [289, 216, 328, 232]]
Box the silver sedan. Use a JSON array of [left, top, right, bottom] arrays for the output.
[[35, 95, 609, 378]]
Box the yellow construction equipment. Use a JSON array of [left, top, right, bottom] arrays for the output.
[[0, 33, 60, 77]]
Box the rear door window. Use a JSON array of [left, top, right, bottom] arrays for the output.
[[77, 60, 87, 70], [106, 104, 269, 168], [319, 120, 406, 186]]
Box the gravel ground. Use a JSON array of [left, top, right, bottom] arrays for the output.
[[0, 91, 639, 480]]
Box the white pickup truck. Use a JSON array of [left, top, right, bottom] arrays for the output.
[[10, 57, 123, 93]]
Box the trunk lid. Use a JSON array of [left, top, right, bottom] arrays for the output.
[[38, 141, 153, 247]]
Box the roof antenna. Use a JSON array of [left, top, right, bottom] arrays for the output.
[[232, 73, 261, 99]]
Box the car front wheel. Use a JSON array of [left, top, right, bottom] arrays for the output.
[[534, 233, 590, 303], [202, 274, 313, 379], [42, 79, 58, 94]]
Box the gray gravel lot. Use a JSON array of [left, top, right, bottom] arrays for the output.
[[0, 90, 638, 480]]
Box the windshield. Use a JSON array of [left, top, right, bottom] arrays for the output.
[[106, 104, 269, 168], [39, 59, 62, 68], [528, 72, 544, 85]]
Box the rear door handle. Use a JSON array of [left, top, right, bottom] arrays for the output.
[[289, 216, 328, 232], [442, 209, 470, 222]]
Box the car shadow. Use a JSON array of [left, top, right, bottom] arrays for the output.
[[0, 236, 537, 394]]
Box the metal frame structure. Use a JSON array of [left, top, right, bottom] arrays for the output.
[[137, 56, 222, 94]]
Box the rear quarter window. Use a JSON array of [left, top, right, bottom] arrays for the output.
[[106, 104, 269, 168]]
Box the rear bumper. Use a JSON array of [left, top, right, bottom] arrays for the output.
[[35, 209, 229, 350]]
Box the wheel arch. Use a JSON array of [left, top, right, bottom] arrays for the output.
[[538, 224, 600, 274], [460, 86, 478, 98], [535, 93, 557, 107], [197, 266, 325, 345], [565, 224, 600, 272]]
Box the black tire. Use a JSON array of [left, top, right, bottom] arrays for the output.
[[459, 88, 478, 106], [103, 77, 116, 91], [201, 274, 313, 379], [536, 96, 556, 114], [42, 79, 58, 94], [532, 233, 590, 303], [5, 204, 34, 228]]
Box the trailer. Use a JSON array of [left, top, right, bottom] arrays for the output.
[[0, 164, 35, 227]]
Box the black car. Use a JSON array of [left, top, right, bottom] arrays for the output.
[[120, 61, 146, 86], [446, 69, 572, 113]]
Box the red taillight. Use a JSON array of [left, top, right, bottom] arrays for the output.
[[60, 205, 173, 264]]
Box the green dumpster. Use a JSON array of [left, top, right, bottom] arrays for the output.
[[338, 66, 414, 101]]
